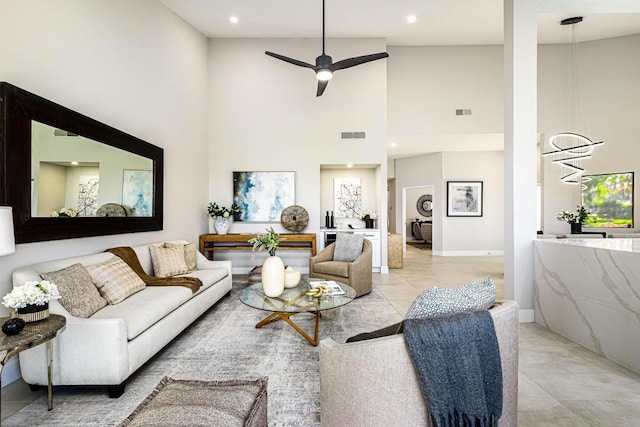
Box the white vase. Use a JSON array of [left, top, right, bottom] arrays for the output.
[[284, 266, 301, 288], [214, 216, 231, 235], [261, 255, 285, 297]]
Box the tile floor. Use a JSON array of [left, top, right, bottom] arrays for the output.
[[2, 245, 640, 425]]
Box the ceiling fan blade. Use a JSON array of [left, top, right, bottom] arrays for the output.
[[316, 80, 329, 97], [265, 51, 315, 69], [331, 52, 389, 71]]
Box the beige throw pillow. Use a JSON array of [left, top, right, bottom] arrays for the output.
[[164, 242, 197, 272], [41, 263, 107, 317], [86, 257, 146, 304], [150, 244, 189, 278]]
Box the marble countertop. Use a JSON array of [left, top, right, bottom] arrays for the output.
[[536, 237, 640, 254]]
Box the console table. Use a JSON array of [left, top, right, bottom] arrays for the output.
[[200, 233, 317, 260]]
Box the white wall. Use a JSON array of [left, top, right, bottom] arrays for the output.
[[207, 38, 389, 271], [0, 0, 209, 384], [538, 34, 640, 234], [442, 151, 504, 255], [388, 45, 504, 136]]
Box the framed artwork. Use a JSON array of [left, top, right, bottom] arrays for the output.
[[233, 171, 295, 222], [122, 170, 153, 217], [447, 181, 483, 217], [77, 175, 99, 217], [334, 178, 362, 218]]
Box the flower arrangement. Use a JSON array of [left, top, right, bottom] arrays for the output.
[[207, 202, 241, 218], [51, 208, 78, 217], [2, 281, 61, 310], [556, 205, 592, 224], [248, 227, 282, 256], [359, 211, 378, 221]]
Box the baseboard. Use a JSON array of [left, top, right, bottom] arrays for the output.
[[519, 309, 535, 323], [1, 357, 21, 387], [434, 250, 505, 257]]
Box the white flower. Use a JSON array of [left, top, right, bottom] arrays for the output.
[[2, 281, 61, 309], [223, 211, 230, 218], [51, 210, 59, 217]]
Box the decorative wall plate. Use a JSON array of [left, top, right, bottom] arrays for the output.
[[416, 194, 433, 217], [96, 203, 128, 217], [281, 205, 309, 232]]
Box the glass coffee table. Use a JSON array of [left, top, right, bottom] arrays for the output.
[[239, 277, 356, 346]]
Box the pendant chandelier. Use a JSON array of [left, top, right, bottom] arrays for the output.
[[541, 16, 604, 185]]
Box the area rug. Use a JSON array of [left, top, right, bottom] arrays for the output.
[[407, 241, 431, 251], [4, 280, 401, 426]]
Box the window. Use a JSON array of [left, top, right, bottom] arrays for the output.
[[581, 172, 634, 228]]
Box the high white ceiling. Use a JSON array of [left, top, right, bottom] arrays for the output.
[[159, 0, 640, 159], [160, 1, 640, 46]]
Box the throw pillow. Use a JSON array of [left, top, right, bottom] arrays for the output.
[[41, 263, 107, 318], [405, 275, 496, 319], [333, 233, 365, 262], [149, 244, 189, 278], [346, 321, 404, 343], [86, 257, 146, 304], [164, 242, 197, 272]]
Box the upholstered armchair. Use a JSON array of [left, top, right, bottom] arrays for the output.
[[319, 300, 519, 427], [309, 239, 372, 297]]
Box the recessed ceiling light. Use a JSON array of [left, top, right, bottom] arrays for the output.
[[390, 142, 398, 148], [229, 16, 239, 24], [407, 15, 417, 24]]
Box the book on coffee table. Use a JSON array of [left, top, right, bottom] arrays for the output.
[[309, 280, 345, 295]]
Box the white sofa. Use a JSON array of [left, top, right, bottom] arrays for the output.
[[12, 240, 232, 397], [319, 300, 519, 427]]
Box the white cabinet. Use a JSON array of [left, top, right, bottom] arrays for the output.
[[320, 229, 381, 271]]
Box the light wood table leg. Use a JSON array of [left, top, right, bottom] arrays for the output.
[[255, 312, 321, 346]]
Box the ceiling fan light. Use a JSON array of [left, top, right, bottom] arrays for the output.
[[316, 69, 333, 81]]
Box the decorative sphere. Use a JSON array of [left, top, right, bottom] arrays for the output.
[[2, 318, 26, 335], [284, 266, 301, 288]]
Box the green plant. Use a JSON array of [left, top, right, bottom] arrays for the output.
[[207, 202, 241, 218], [556, 205, 593, 224], [248, 227, 281, 256]]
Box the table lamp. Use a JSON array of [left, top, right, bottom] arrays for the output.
[[0, 206, 16, 256]]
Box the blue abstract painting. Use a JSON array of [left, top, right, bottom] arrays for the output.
[[122, 170, 153, 217], [233, 171, 295, 222]]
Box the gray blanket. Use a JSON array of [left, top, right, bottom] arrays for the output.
[[404, 310, 502, 427]]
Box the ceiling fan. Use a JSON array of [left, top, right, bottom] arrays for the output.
[[265, 0, 389, 97]]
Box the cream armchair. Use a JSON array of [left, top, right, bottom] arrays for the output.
[[309, 239, 372, 297], [319, 300, 519, 427]]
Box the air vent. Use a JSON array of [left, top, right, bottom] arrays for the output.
[[455, 109, 472, 116], [341, 131, 366, 140]]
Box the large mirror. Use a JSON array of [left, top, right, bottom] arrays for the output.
[[0, 82, 163, 243]]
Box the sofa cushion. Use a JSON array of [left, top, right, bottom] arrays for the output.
[[176, 268, 228, 290], [91, 286, 192, 340], [87, 257, 146, 304], [312, 261, 349, 278], [150, 244, 189, 277], [164, 242, 197, 272], [333, 233, 364, 262], [41, 263, 107, 318], [405, 276, 496, 319]]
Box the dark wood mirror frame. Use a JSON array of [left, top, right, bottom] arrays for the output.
[[0, 82, 163, 243]]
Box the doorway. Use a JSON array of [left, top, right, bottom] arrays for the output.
[[402, 185, 434, 253]]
